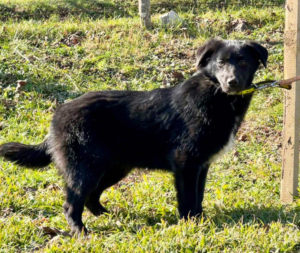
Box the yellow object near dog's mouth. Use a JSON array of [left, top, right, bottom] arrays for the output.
[[237, 87, 257, 95]]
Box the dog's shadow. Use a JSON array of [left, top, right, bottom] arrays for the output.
[[92, 204, 300, 232], [209, 205, 300, 227]]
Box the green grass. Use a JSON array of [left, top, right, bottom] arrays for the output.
[[1, 1, 300, 252]]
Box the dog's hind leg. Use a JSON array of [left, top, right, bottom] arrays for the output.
[[62, 165, 103, 235], [85, 167, 132, 216], [84, 185, 108, 216], [63, 186, 87, 235]]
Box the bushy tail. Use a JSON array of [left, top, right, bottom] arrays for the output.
[[0, 140, 51, 168]]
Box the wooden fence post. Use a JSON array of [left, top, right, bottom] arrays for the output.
[[138, 0, 152, 29], [281, 0, 300, 203]]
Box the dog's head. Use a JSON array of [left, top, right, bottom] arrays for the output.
[[195, 39, 268, 95]]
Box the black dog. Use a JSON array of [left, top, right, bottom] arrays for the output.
[[0, 39, 268, 235]]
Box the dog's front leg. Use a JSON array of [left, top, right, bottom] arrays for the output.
[[174, 162, 201, 220], [195, 164, 209, 216]]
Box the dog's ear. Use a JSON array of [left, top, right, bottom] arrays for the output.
[[247, 42, 268, 68], [195, 39, 222, 69]]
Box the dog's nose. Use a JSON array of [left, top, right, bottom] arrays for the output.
[[228, 79, 238, 87]]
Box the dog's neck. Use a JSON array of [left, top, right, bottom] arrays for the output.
[[172, 70, 253, 123]]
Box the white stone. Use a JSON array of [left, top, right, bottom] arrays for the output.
[[160, 11, 182, 25]]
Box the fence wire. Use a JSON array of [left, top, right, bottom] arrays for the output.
[[114, 0, 285, 8], [0, 0, 285, 21], [111, 1, 285, 15], [103, 0, 285, 13]]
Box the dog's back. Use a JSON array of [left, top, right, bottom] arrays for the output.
[[48, 73, 252, 171]]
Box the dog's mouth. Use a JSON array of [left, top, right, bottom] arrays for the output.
[[220, 84, 245, 95], [227, 90, 240, 95]]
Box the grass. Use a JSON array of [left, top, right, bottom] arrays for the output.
[[0, 1, 299, 252]]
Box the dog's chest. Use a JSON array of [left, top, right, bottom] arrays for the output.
[[207, 118, 239, 164], [208, 132, 235, 164]]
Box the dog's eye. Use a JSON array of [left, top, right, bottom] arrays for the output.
[[218, 60, 225, 66], [239, 60, 247, 67]]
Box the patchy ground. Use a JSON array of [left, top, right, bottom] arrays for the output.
[[1, 1, 299, 252]]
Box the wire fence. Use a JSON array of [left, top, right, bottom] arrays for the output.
[[111, 0, 285, 14], [0, 0, 285, 21], [116, 0, 285, 8]]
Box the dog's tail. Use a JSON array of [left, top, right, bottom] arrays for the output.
[[0, 140, 52, 168]]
